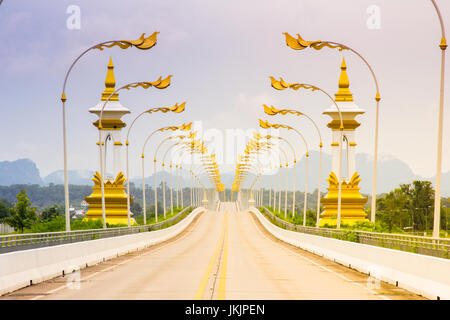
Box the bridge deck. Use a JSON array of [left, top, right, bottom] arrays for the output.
[[1, 203, 425, 300]]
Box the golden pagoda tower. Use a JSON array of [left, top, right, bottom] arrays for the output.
[[320, 58, 369, 227], [84, 58, 136, 225]]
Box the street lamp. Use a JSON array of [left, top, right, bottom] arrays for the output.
[[269, 78, 345, 228], [429, 0, 447, 238], [263, 105, 324, 227], [255, 132, 299, 218], [98, 83, 175, 227], [60, 32, 158, 231], [259, 120, 311, 225], [140, 123, 191, 223], [282, 32, 381, 226]]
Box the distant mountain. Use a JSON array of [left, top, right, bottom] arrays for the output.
[[0, 156, 448, 196], [220, 151, 447, 196], [130, 170, 192, 188], [0, 159, 43, 186], [43, 170, 96, 185]]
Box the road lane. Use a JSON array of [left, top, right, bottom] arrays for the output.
[[1, 202, 425, 300]]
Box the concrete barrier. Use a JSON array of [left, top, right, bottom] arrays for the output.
[[249, 207, 450, 300], [0, 207, 205, 296]]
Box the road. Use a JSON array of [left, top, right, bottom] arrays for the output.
[[2, 202, 425, 300]]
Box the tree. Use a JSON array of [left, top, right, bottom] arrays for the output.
[[130, 200, 142, 216], [40, 204, 63, 221], [401, 181, 434, 232], [5, 189, 37, 233], [376, 188, 408, 232], [0, 200, 11, 220]]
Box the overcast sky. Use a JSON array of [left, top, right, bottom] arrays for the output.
[[0, 0, 449, 181]]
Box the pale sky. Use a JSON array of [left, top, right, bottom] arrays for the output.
[[0, 0, 449, 182]]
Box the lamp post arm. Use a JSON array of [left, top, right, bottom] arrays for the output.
[[62, 40, 121, 97]]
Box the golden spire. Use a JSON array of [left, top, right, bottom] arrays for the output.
[[335, 57, 353, 102], [101, 57, 119, 101]]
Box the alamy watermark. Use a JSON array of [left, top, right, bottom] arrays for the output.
[[65, 265, 81, 290], [366, 5, 381, 30], [66, 5, 81, 30]]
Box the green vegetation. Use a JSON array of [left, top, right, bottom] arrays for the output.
[[0, 187, 193, 234], [375, 181, 449, 235], [4, 190, 37, 233], [0, 183, 194, 212], [264, 206, 316, 226], [261, 180, 450, 237], [135, 206, 189, 225]]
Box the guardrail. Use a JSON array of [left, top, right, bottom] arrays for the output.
[[259, 207, 450, 259], [0, 207, 192, 254]]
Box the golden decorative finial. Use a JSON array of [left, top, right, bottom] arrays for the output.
[[101, 57, 119, 101], [335, 57, 353, 102]]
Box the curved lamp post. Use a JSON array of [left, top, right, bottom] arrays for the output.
[[429, 0, 446, 238], [259, 120, 311, 225], [263, 105, 324, 226], [282, 33, 381, 224], [61, 32, 159, 231], [269, 78, 345, 228], [96, 78, 173, 227], [140, 123, 191, 223]]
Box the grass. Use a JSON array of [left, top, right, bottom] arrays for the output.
[[262, 206, 406, 234], [1, 206, 192, 234], [135, 206, 189, 225], [262, 206, 316, 227]]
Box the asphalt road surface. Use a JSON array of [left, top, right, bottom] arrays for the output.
[[2, 202, 426, 300]]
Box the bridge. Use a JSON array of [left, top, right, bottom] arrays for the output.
[[2, 202, 446, 300]]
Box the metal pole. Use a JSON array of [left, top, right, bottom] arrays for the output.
[[278, 166, 282, 213], [337, 130, 343, 228], [98, 136, 107, 228], [272, 170, 276, 209], [284, 165, 288, 219], [126, 142, 131, 227], [142, 155, 146, 224], [303, 155, 308, 226], [181, 167, 184, 208], [432, 46, 446, 238], [317, 146, 323, 227], [261, 177, 264, 207], [154, 160, 158, 222], [269, 171, 272, 209], [431, 0, 447, 237], [292, 162, 296, 218], [190, 172, 193, 207], [171, 164, 174, 215], [163, 164, 167, 219], [62, 100, 71, 231], [176, 166, 180, 208]]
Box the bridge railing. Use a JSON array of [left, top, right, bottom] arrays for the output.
[[259, 207, 450, 259], [0, 206, 192, 254]]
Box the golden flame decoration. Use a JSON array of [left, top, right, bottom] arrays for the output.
[[169, 101, 186, 113], [158, 122, 192, 132], [253, 132, 262, 139], [259, 119, 291, 130], [147, 101, 186, 114], [92, 171, 126, 186], [124, 75, 172, 91], [270, 77, 318, 92], [263, 104, 302, 116], [283, 33, 347, 52], [95, 32, 159, 51], [188, 131, 197, 139]]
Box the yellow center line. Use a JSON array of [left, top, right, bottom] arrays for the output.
[[217, 211, 229, 300], [194, 212, 226, 300]]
